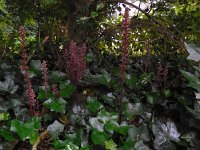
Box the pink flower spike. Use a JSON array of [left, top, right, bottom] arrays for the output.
[[120, 7, 130, 81], [52, 84, 60, 98], [41, 60, 48, 99], [65, 40, 87, 84]]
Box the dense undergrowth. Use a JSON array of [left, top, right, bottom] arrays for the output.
[[1, 1, 200, 150]]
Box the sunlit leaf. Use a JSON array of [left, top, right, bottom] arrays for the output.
[[91, 131, 110, 145], [86, 96, 103, 113], [43, 98, 67, 113], [105, 139, 117, 150]]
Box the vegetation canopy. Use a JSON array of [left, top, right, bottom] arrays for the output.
[[1, 0, 200, 149]]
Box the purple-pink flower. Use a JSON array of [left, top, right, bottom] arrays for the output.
[[65, 40, 86, 84], [52, 84, 60, 98], [120, 7, 130, 81], [42, 60, 48, 99], [19, 26, 37, 116]]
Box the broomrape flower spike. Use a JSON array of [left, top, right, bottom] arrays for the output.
[[65, 40, 86, 84], [19, 26, 37, 116], [42, 60, 48, 99], [118, 7, 130, 123], [19, 26, 28, 69], [120, 7, 130, 81], [52, 84, 60, 98]]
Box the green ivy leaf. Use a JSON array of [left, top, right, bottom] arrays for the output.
[[50, 71, 66, 83], [97, 111, 118, 124], [116, 126, 129, 136], [10, 117, 40, 143], [43, 98, 67, 113], [30, 60, 42, 73], [96, 70, 111, 87], [104, 121, 119, 133], [91, 131, 109, 145], [86, 96, 103, 113], [86, 52, 95, 62], [101, 93, 115, 107], [0, 127, 16, 142], [60, 81, 76, 98], [11, 120, 32, 140], [184, 42, 200, 62], [125, 73, 138, 87], [37, 88, 46, 100], [105, 139, 117, 150], [54, 139, 79, 150], [91, 11, 98, 18], [47, 120, 64, 139], [0, 75, 18, 94]]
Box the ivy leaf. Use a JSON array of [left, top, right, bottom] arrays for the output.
[[184, 42, 200, 62], [43, 98, 67, 113], [125, 73, 138, 87], [95, 70, 111, 87], [86, 96, 103, 113], [123, 103, 143, 119], [0, 127, 16, 142], [37, 88, 46, 100], [54, 140, 79, 150], [104, 121, 119, 133], [105, 139, 117, 150], [0, 75, 18, 94], [91, 131, 110, 145], [11, 120, 32, 140], [101, 93, 115, 107], [47, 120, 64, 139], [89, 117, 104, 131], [97, 111, 118, 124], [152, 119, 180, 150], [59, 81, 76, 98], [30, 60, 42, 75], [116, 125, 129, 136], [91, 11, 98, 18], [86, 51, 95, 62], [10, 117, 40, 143], [50, 71, 66, 83]]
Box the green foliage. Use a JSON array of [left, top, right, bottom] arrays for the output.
[[105, 139, 117, 150], [91, 130, 110, 145], [59, 81, 76, 98], [43, 98, 67, 113], [1, 0, 200, 149], [86, 96, 103, 113], [10, 117, 41, 144]]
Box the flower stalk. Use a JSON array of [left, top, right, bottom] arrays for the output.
[[41, 60, 48, 99], [119, 7, 130, 123], [65, 40, 86, 84], [19, 26, 37, 116]]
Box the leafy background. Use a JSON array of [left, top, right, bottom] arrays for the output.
[[1, 0, 200, 149]]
